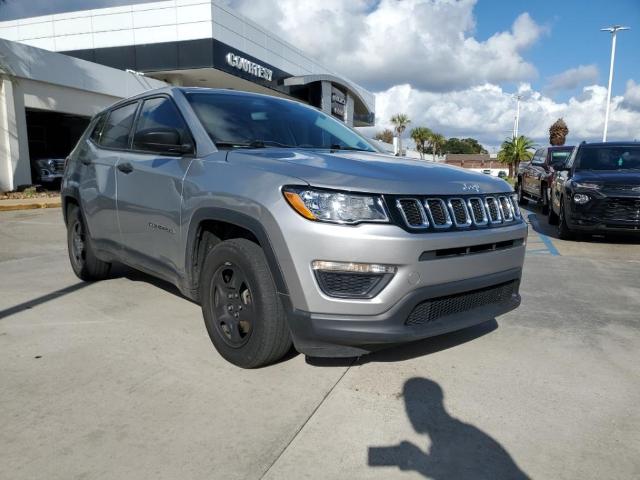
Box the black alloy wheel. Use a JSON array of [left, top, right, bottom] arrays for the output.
[[210, 262, 254, 348], [66, 205, 111, 281], [200, 238, 292, 368]]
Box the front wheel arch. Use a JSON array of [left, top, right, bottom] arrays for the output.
[[185, 208, 289, 301]]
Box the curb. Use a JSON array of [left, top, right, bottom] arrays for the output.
[[0, 200, 61, 212]]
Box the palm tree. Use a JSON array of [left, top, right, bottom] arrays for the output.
[[374, 129, 394, 144], [498, 135, 535, 178], [410, 127, 432, 159], [549, 118, 569, 146], [429, 133, 446, 158], [390, 113, 411, 156]]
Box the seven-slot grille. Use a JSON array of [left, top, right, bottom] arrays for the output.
[[392, 194, 519, 231]]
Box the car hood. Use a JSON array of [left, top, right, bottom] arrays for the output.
[[574, 170, 640, 186], [226, 149, 511, 195]]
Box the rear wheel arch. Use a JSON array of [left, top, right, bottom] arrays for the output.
[[185, 208, 289, 301]]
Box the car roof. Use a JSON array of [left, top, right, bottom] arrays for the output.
[[96, 86, 310, 118], [579, 141, 640, 148]]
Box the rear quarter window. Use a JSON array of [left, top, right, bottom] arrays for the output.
[[90, 114, 107, 143]]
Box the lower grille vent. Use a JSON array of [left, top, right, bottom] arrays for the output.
[[315, 271, 384, 298], [406, 281, 517, 326]]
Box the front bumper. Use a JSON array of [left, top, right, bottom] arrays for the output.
[[567, 193, 640, 233], [286, 268, 522, 357]]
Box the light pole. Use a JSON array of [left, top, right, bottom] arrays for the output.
[[512, 94, 522, 138], [601, 25, 629, 142]]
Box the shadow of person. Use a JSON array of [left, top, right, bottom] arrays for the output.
[[368, 378, 530, 479]]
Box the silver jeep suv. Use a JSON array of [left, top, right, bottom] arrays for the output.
[[62, 87, 527, 368]]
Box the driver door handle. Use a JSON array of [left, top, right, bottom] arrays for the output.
[[117, 162, 133, 174]]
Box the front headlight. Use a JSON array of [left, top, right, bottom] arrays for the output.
[[283, 187, 388, 224], [573, 182, 601, 190], [573, 193, 590, 204]]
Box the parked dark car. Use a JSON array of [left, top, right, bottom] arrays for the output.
[[549, 142, 640, 239], [516, 161, 530, 175], [31, 157, 66, 186], [517, 146, 574, 214]]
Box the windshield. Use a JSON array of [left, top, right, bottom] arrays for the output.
[[185, 92, 376, 152], [575, 146, 640, 171], [550, 151, 571, 163]]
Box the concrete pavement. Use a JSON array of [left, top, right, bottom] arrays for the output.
[[1, 208, 639, 479]]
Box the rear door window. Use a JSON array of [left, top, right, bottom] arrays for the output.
[[100, 102, 139, 150]]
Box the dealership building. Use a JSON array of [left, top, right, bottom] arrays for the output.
[[0, 0, 375, 191]]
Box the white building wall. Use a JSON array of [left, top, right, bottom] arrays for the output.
[[0, 39, 166, 191], [0, 0, 375, 110]]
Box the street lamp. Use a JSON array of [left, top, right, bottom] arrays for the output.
[[601, 25, 629, 142], [512, 94, 522, 138]]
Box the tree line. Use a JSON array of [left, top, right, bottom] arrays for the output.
[[374, 114, 488, 160], [376, 113, 571, 179]]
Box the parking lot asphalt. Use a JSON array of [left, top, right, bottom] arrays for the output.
[[1, 208, 639, 480]]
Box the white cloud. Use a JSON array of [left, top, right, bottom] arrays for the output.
[[224, 0, 639, 148], [622, 80, 640, 111], [227, 0, 545, 92], [367, 83, 640, 150], [544, 65, 599, 94]]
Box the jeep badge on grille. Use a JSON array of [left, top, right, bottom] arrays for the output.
[[462, 183, 481, 193]]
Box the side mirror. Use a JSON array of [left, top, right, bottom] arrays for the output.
[[134, 127, 193, 155]]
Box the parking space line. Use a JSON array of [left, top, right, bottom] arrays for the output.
[[527, 213, 560, 256]]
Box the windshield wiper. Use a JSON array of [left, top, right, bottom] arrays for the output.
[[214, 139, 295, 149], [298, 144, 370, 151]]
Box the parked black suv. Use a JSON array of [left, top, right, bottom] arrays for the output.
[[549, 142, 640, 238], [517, 146, 573, 214]]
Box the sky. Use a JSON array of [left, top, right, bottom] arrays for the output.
[[1, 0, 639, 150]]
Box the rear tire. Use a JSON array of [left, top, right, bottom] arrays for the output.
[[557, 198, 574, 240], [66, 205, 111, 281], [200, 238, 291, 368]]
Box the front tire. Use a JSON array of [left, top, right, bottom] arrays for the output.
[[548, 194, 559, 225], [200, 238, 291, 368], [557, 198, 574, 240], [516, 181, 528, 205], [541, 185, 550, 215], [66, 205, 111, 281]]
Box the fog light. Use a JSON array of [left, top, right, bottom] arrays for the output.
[[311, 261, 396, 298], [573, 193, 590, 204], [311, 260, 396, 274]]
